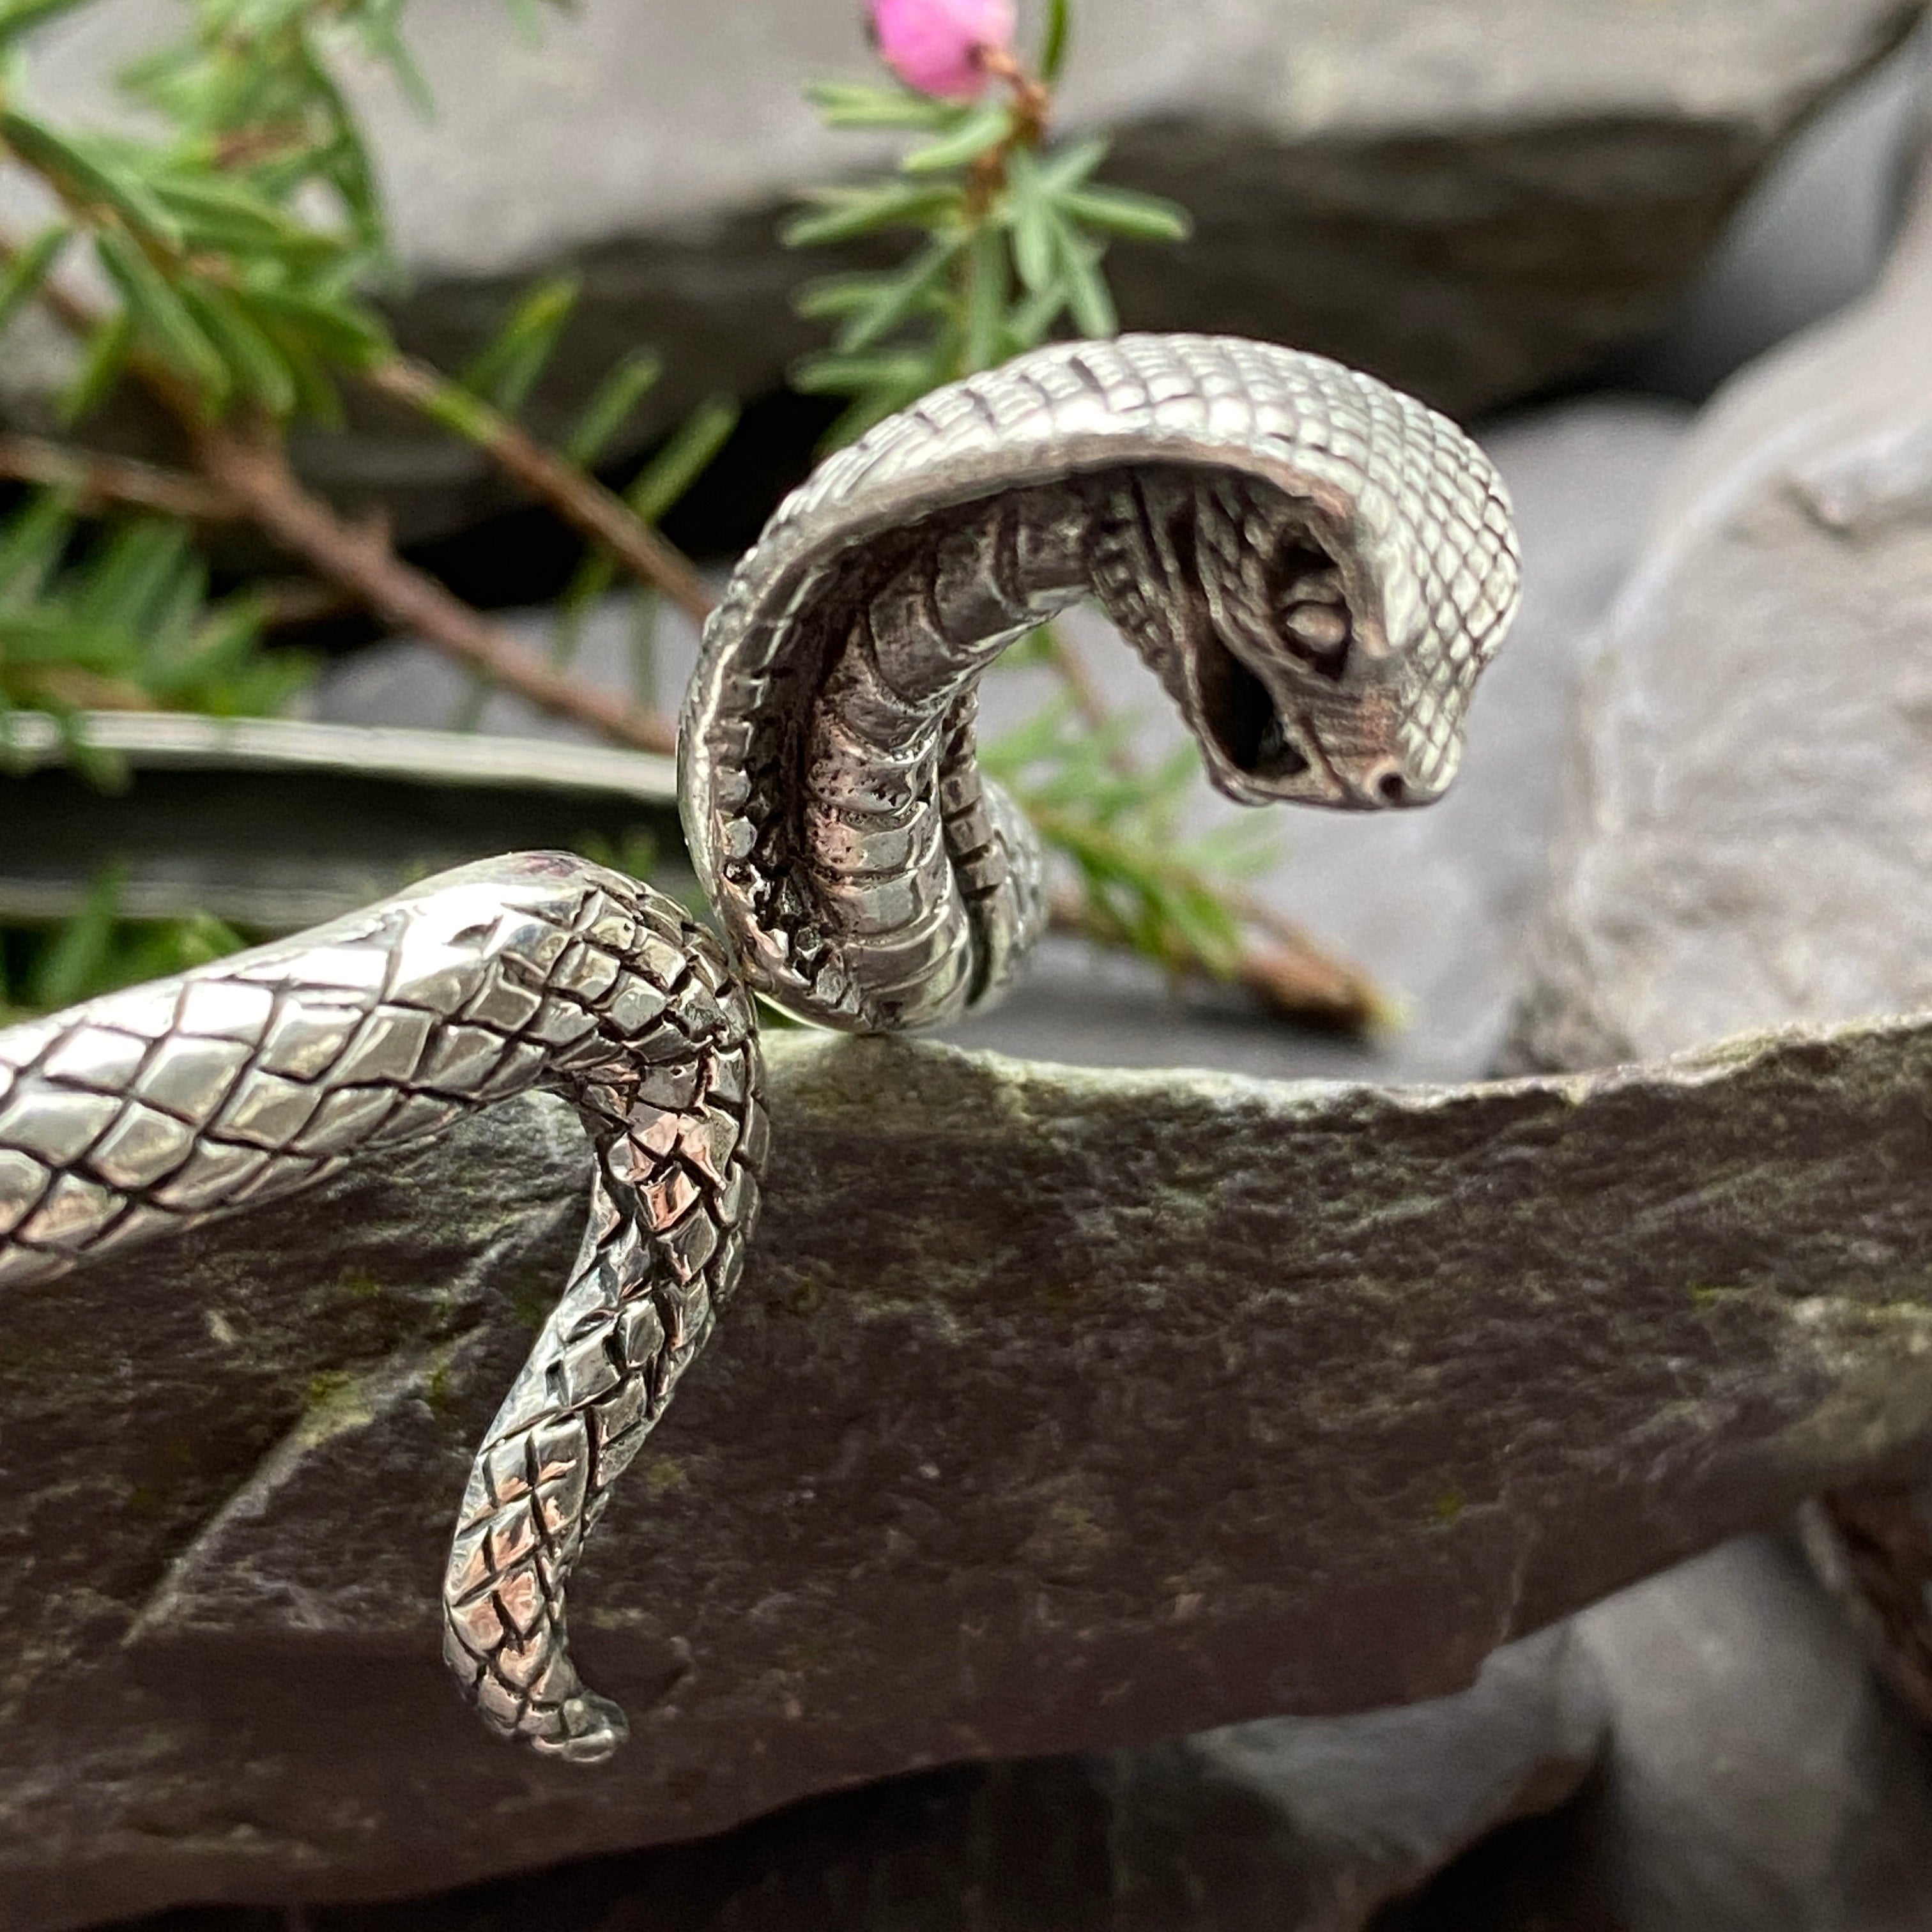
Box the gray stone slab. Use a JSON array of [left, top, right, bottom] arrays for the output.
[[11, 1009, 1932, 1926], [1469, 133, 1932, 1932]]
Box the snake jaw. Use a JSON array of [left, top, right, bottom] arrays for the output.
[[1184, 562, 1441, 814]]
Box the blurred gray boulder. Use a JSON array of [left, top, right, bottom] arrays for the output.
[[1561, 1540, 1932, 1932], [1505, 134, 1932, 1071], [1404, 1542, 1932, 1932], [4, 0, 1924, 539], [73, 1629, 1594, 1932]]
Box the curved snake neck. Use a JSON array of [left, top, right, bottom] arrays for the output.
[[0, 333, 1520, 1759], [682, 334, 1520, 1033]]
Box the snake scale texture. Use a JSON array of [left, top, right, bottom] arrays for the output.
[[0, 335, 1520, 1760]]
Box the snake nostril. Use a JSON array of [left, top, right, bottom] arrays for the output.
[[1376, 771, 1407, 805]]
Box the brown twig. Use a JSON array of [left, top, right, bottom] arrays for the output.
[[1222, 897, 1395, 1032], [978, 46, 1052, 146], [0, 431, 243, 521], [252, 576, 359, 630], [963, 47, 1053, 218], [188, 424, 677, 753], [1045, 884, 1387, 1035], [1038, 624, 1114, 735], [362, 356, 719, 624], [0, 234, 682, 754]]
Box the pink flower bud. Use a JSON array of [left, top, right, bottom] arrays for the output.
[[869, 0, 1017, 101]]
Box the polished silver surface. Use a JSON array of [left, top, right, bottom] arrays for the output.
[[683, 334, 1521, 1031], [0, 855, 765, 1762], [0, 334, 1519, 1758]]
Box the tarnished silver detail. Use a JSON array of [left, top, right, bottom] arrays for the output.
[[0, 333, 1519, 1758], [682, 334, 1521, 1032]]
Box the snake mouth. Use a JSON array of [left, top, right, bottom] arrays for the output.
[[1195, 634, 1313, 785], [1193, 632, 1432, 811]]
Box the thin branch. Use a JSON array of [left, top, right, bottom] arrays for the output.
[[0, 234, 681, 755], [362, 356, 719, 624], [1221, 901, 1395, 1033], [979, 47, 1054, 144], [253, 576, 360, 629], [1039, 624, 1114, 735], [0, 431, 243, 521], [188, 424, 678, 753], [1046, 887, 1388, 1034]]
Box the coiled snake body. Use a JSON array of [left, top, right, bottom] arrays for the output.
[[0, 335, 1519, 1760]]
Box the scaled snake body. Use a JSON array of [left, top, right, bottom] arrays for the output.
[[0, 335, 1521, 1760]]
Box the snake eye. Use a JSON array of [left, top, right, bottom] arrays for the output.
[[1273, 558, 1352, 680]]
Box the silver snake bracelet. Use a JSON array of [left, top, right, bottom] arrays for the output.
[[0, 334, 1522, 1761]]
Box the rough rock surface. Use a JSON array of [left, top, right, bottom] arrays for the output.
[[1478, 128, 1932, 1932], [1506, 135, 1932, 1071], [6, 0, 1923, 535], [13, 1013, 1932, 1926], [79, 1628, 1602, 1932]]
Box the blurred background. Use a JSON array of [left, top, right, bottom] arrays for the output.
[[5, 3, 1932, 1928]]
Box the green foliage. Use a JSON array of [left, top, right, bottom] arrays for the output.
[[549, 389, 740, 709], [0, 0, 1360, 1032], [422, 268, 740, 724], [783, 10, 1342, 1018], [984, 700, 1272, 981], [1039, 0, 1073, 86], [0, 489, 307, 753], [787, 43, 1188, 442], [460, 273, 581, 415], [0, 0, 730, 1010], [0, 1, 404, 424], [0, 2, 574, 432], [0, 0, 727, 731]]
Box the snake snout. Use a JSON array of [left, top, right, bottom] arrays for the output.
[[1349, 760, 1420, 808], [1333, 755, 1447, 811]]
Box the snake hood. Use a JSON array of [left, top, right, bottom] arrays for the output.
[[682, 333, 1523, 1031]]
